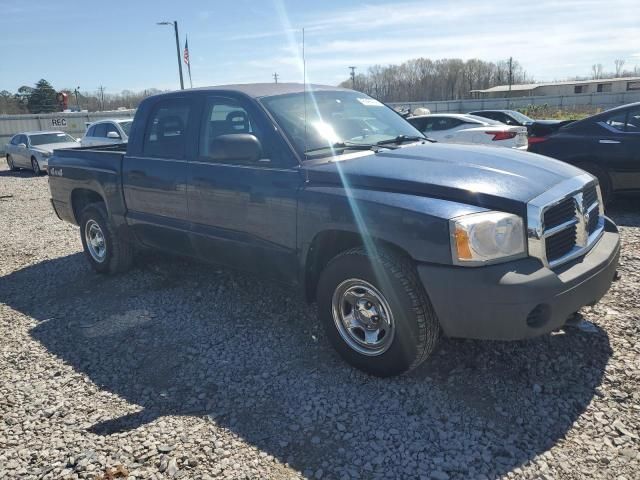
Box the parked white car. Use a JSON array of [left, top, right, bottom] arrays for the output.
[[407, 114, 528, 149], [81, 119, 133, 147], [5, 131, 80, 174]]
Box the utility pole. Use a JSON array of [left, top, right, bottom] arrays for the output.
[[349, 66, 357, 89], [98, 85, 105, 111], [157, 21, 185, 90], [273, 72, 279, 84], [507, 57, 513, 108], [74, 87, 80, 111]]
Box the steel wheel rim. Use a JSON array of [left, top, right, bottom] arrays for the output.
[[85, 220, 107, 263], [331, 278, 395, 356], [32, 159, 39, 174]]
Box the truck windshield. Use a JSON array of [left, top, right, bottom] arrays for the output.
[[261, 91, 424, 159], [29, 133, 77, 145]]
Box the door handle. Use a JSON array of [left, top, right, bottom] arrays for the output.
[[599, 139, 621, 144]]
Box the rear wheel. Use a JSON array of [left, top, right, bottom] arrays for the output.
[[79, 203, 133, 274], [317, 246, 440, 377], [6, 154, 17, 171], [31, 157, 41, 176]]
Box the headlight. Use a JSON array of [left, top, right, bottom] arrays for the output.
[[38, 151, 51, 158], [450, 211, 526, 266]]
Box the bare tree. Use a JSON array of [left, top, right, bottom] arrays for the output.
[[339, 57, 533, 102], [591, 63, 604, 80], [614, 59, 625, 77]]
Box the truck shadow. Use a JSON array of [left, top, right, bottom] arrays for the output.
[[1, 252, 612, 479], [607, 196, 640, 227]]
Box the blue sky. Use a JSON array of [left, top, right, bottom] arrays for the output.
[[1, 0, 639, 95]]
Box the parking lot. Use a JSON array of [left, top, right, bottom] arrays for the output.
[[0, 166, 638, 479]]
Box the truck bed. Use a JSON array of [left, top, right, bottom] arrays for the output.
[[48, 144, 128, 225]]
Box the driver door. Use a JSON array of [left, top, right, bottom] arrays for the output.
[[188, 94, 302, 283]]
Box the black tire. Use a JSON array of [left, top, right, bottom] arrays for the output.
[[576, 162, 612, 205], [6, 154, 18, 171], [79, 203, 133, 274], [316, 246, 439, 377], [31, 157, 41, 176]]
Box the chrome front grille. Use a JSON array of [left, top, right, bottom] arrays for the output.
[[527, 174, 605, 268]]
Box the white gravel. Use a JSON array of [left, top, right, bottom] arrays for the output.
[[0, 164, 639, 480]]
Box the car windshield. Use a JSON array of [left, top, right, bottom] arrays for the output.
[[261, 91, 424, 158], [119, 120, 133, 136], [29, 133, 77, 146], [507, 110, 535, 124]]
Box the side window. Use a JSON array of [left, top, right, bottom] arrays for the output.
[[604, 112, 628, 132], [10, 136, 20, 145], [93, 123, 107, 138], [105, 123, 121, 138], [624, 109, 640, 133], [143, 100, 191, 159], [199, 97, 263, 162], [86, 126, 95, 137], [20, 135, 28, 145], [427, 118, 454, 131]]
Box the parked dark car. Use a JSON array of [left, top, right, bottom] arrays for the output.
[[47, 84, 620, 377], [469, 109, 574, 137], [528, 102, 640, 202]]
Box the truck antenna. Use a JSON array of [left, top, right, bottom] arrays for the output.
[[303, 27, 307, 158]]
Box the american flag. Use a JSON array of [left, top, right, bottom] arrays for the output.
[[183, 37, 190, 66]]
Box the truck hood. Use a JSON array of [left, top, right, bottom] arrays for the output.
[[303, 143, 586, 213]]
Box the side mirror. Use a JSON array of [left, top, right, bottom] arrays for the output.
[[208, 134, 262, 162], [107, 131, 121, 139], [17, 143, 26, 148]]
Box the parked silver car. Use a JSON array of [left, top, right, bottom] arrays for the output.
[[5, 131, 80, 174], [81, 119, 133, 147]]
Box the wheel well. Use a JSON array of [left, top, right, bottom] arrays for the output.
[[71, 189, 105, 223], [304, 230, 412, 303]]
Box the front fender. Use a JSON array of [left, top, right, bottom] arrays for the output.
[[298, 186, 489, 266]]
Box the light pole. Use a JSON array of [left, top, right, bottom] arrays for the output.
[[157, 21, 184, 90]]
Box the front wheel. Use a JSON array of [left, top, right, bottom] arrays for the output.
[[317, 247, 439, 377], [6, 154, 18, 171], [31, 157, 41, 175], [79, 203, 133, 274]]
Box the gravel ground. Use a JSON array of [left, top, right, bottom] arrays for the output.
[[0, 165, 639, 480]]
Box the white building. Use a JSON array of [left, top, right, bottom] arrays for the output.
[[471, 77, 640, 99]]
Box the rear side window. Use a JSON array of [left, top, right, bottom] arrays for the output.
[[602, 108, 640, 133], [423, 117, 463, 131], [627, 109, 640, 133], [143, 100, 191, 159]]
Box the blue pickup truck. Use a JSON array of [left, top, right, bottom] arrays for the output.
[[48, 84, 621, 376]]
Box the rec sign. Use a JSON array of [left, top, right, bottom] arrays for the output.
[[51, 118, 67, 128]]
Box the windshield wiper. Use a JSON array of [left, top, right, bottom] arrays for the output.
[[377, 135, 429, 145], [304, 141, 398, 155]]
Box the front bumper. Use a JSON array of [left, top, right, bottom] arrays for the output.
[[417, 217, 620, 340]]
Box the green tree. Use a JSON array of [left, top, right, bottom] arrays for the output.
[[27, 79, 57, 113]]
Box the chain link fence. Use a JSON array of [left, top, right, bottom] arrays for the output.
[[389, 91, 640, 115]]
